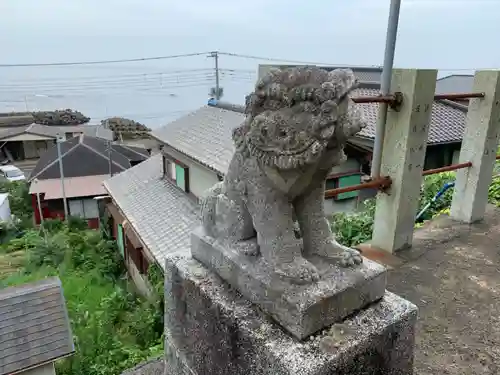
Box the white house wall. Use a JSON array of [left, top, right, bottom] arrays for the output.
[[0, 193, 11, 221], [164, 146, 220, 199]]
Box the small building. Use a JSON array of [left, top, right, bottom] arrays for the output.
[[0, 119, 113, 162], [29, 134, 149, 228], [0, 277, 75, 375]]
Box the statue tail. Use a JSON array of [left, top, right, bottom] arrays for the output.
[[200, 182, 223, 236]]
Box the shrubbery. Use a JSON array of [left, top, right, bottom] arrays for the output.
[[330, 171, 500, 246]]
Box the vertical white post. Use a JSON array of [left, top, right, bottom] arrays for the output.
[[56, 133, 69, 219], [450, 70, 500, 223], [371, 69, 438, 253]]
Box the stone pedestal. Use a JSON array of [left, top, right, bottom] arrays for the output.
[[191, 228, 387, 340], [164, 254, 418, 375]]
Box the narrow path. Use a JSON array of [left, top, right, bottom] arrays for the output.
[[383, 206, 500, 374]]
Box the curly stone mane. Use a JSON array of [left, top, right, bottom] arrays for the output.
[[232, 66, 364, 170]]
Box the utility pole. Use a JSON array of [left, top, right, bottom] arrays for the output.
[[370, 0, 401, 178], [105, 118, 113, 177], [56, 133, 69, 219], [209, 51, 222, 100]]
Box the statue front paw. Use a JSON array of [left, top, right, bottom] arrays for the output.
[[313, 239, 364, 268], [273, 257, 320, 285], [339, 248, 363, 267]]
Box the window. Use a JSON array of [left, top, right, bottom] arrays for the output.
[[116, 224, 125, 257], [68, 198, 99, 218], [128, 243, 149, 275], [162, 154, 190, 193], [325, 173, 362, 201]]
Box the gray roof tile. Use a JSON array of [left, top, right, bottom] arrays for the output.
[[354, 87, 467, 144], [151, 106, 244, 174], [0, 277, 74, 375], [103, 155, 200, 268]]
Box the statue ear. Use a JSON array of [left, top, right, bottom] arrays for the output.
[[327, 69, 359, 101]]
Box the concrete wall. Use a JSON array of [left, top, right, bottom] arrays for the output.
[[22, 363, 56, 375], [163, 146, 220, 200]]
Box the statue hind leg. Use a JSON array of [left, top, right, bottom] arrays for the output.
[[294, 178, 363, 267]]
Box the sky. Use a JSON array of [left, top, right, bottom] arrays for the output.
[[0, 0, 498, 128]]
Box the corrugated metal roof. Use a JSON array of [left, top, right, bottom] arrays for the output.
[[103, 155, 199, 269], [0, 277, 74, 375], [29, 174, 109, 200]]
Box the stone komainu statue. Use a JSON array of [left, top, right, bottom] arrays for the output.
[[201, 66, 367, 284]]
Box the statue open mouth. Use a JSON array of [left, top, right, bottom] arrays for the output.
[[246, 137, 329, 170]]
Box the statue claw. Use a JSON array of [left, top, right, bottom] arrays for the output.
[[312, 240, 364, 268], [272, 257, 320, 285], [339, 248, 363, 268]]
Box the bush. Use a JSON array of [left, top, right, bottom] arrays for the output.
[[330, 171, 500, 247]]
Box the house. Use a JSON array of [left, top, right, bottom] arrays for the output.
[[0, 115, 113, 162], [28, 134, 149, 228], [0, 277, 75, 375], [103, 154, 199, 294]]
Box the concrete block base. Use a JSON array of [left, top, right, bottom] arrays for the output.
[[164, 255, 418, 375], [190, 227, 387, 340]]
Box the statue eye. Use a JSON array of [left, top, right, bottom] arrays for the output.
[[279, 129, 287, 137], [261, 126, 268, 137]]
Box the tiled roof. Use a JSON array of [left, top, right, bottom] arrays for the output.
[[29, 174, 109, 200], [29, 135, 149, 181], [103, 154, 200, 269], [0, 277, 74, 375], [354, 87, 467, 145], [151, 106, 245, 174]]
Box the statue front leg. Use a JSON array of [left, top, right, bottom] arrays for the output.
[[245, 184, 319, 284], [294, 179, 363, 267]]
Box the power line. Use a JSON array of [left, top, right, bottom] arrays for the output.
[[1, 68, 216, 84], [0, 72, 217, 90], [0, 52, 210, 68], [0, 49, 489, 72]]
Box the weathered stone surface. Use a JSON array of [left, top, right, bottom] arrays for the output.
[[191, 227, 387, 340], [200, 66, 367, 285], [164, 254, 417, 375]]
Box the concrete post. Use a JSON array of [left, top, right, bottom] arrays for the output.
[[371, 69, 438, 253], [450, 70, 500, 223]]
